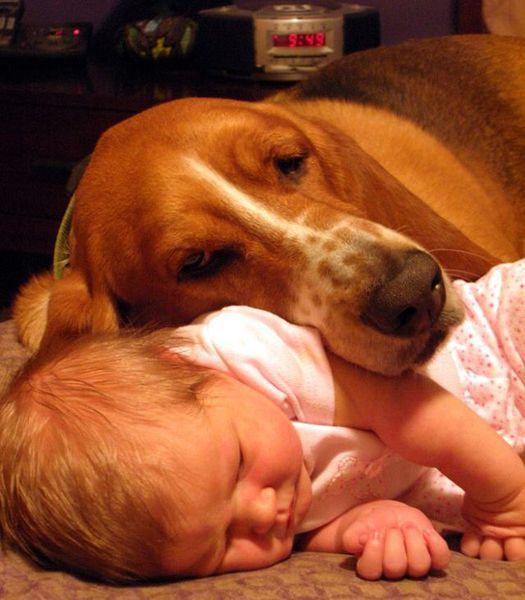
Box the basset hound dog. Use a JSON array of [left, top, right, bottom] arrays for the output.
[[14, 35, 525, 375]]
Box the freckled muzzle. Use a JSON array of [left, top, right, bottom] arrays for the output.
[[361, 250, 446, 337], [292, 234, 458, 375]]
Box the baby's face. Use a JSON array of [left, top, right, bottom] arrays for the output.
[[160, 375, 312, 577]]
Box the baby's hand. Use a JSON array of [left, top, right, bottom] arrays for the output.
[[461, 530, 525, 561], [342, 500, 450, 580], [461, 487, 525, 561]]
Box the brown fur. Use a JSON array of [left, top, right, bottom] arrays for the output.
[[13, 35, 525, 375]]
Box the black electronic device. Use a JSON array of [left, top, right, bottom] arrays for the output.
[[195, 1, 380, 80], [0, 0, 23, 47], [0, 0, 91, 62]]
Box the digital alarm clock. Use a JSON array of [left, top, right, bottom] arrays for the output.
[[195, 2, 380, 80]]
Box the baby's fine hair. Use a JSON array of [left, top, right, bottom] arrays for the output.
[[0, 329, 215, 583]]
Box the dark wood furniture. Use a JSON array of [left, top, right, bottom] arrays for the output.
[[0, 60, 284, 307], [457, 0, 486, 34]]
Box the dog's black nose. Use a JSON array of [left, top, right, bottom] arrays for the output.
[[362, 251, 446, 337]]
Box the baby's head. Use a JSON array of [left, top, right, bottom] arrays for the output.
[[0, 330, 311, 582]]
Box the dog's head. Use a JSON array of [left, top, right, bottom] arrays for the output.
[[27, 97, 497, 374]]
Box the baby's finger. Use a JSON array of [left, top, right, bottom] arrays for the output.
[[504, 537, 525, 561], [461, 530, 482, 557], [402, 523, 431, 578], [342, 522, 371, 556], [479, 537, 504, 561], [423, 527, 450, 571], [383, 528, 408, 579], [355, 530, 385, 581]]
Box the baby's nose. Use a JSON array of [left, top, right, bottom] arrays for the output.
[[239, 487, 277, 535]]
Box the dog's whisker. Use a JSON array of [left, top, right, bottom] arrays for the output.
[[428, 248, 493, 264], [426, 248, 495, 281], [443, 269, 479, 280]]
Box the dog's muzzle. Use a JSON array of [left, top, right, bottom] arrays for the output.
[[361, 251, 445, 337]]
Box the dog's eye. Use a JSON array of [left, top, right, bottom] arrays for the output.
[[180, 251, 212, 275], [178, 249, 235, 280], [274, 154, 306, 178], [183, 251, 209, 269]]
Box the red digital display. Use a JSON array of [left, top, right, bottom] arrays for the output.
[[272, 32, 326, 48]]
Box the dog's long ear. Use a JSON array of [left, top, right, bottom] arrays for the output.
[[355, 162, 502, 279], [313, 123, 503, 279], [13, 271, 55, 352], [13, 268, 120, 352]]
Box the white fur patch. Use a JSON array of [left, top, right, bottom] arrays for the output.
[[184, 155, 319, 241], [184, 155, 340, 323]]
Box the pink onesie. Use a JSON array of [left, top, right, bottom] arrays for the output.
[[168, 260, 525, 534]]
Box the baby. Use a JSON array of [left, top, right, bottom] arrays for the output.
[[0, 260, 524, 583]]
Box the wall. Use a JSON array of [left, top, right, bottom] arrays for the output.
[[23, 0, 116, 29], [364, 0, 456, 44]]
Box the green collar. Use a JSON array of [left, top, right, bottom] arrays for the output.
[[53, 193, 76, 280]]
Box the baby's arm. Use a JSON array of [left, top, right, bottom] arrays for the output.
[[299, 499, 450, 580], [328, 353, 525, 560]]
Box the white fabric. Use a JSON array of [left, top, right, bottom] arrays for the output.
[[169, 306, 334, 425]]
